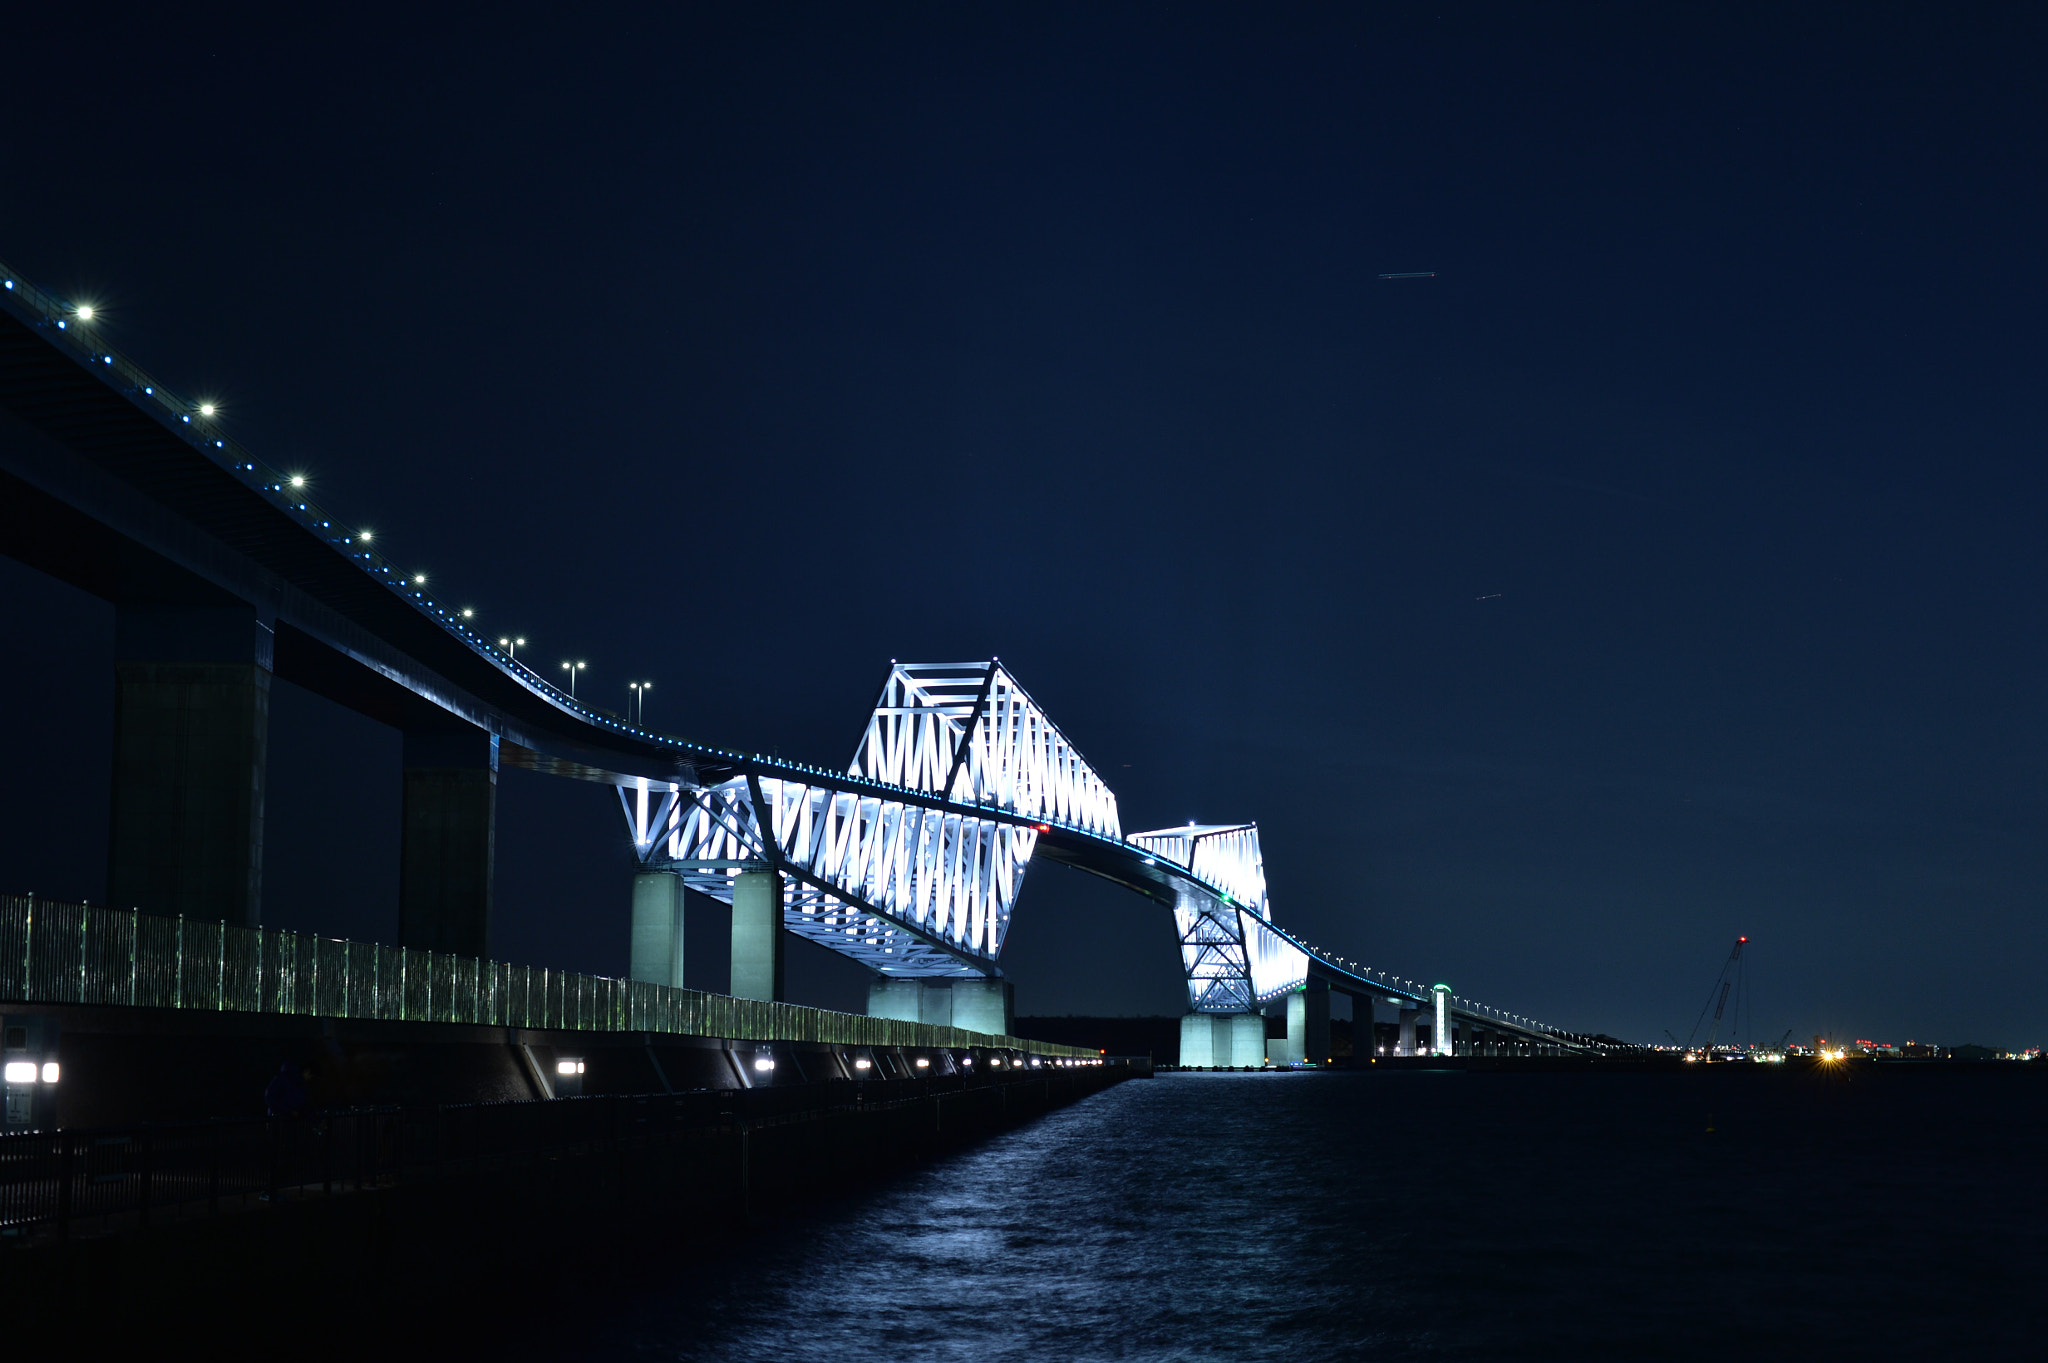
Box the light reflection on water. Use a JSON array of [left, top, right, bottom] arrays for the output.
[[566, 1069, 2047, 1361]]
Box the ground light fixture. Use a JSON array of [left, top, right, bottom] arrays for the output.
[[555, 1060, 585, 1076], [4, 1061, 35, 1083], [914, 1057, 929, 1068], [753, 1057, 775, 1072], [854, 1059, 871, 1070]]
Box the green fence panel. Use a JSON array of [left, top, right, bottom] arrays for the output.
[[222, 923, 262, 1012], [345, 941, 379, 1019], [27, 899, 85, 1004], [0, 897, 28, 1001], [398, 949, 427, 1020], [181, 920, 222, 1010], [82, 907, 136, 1006], [313, 939, 347, 1017], [292, 933, 319, 1016], [136, 914, 180, 1009], [454, 957, 480, 1024]]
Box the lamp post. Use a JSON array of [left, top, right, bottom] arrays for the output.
[[628, 681, 652, 725], [498, 636, 525, 662], [561, 661, 586, 698]]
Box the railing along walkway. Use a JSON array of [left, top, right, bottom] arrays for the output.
[[0, 894, 1080, 1054]]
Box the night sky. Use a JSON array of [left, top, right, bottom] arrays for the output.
[[2, 4, 2042, 1048]]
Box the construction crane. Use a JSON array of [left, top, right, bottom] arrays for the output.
[[1684, 936, 1749, 1056]]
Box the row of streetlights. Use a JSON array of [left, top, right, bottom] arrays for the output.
[[492, 635, 649, 716], [38, 285, 691, 747]]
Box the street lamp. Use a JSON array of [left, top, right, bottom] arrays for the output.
[[628, 681, 652, 725], [561, 661, 586, 698], [498, 636, 525, 661]]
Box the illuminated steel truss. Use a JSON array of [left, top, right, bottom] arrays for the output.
[[1129, 823, 1307, 1012], [850, 661, 1120, 835], [618, 662, 1114, 977]]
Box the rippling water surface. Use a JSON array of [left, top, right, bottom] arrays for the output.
[[557, 1068, 2046, 1361]]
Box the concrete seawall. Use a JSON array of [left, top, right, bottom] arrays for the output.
[[3, 1062, 1136, 1349]]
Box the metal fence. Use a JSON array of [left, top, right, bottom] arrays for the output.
[[0, 895, 1081, 1054]]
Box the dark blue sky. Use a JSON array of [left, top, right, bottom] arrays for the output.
[[3, 3, 2043, 1046]]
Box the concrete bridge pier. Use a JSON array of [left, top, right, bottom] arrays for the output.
[[730, 869, 784, 1001], [1188, 1010, 1275, 1066], [107, 603, 274, 926], [1225, 1012, 1264, 1065], [629, 869, 686, 987], [398, 728, 498, 957], [1284, 980, 1331, 1065], [1349, 993, 1376, 1058], [868, 978, 1014, 1035], [1179, 1012, 1219, 1066], [1397, 1006, 1419, 1057]]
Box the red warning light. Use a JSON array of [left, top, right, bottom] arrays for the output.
[[1035, 823, 1052, 833], [1739, 936, 1748, 942]]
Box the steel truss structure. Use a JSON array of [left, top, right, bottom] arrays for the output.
[[619, 661, 1116, 978], [851, 661, 1120, 835], [612, 660, 1576, 1044], [1127, 823, 1307, 1011]]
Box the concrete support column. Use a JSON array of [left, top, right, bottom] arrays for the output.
[[1456, 1018, 1473, 1056], [629, 871, 686, 987], [1286, 980, 1331, 1066], [952, 979, 1013, 1037], [1351, 994, 1376, 1059], [865, 977, 1008, 1032], [1270, 1005, 1303, 1065], [730, 868, 783, 1002], [107, 605, 274, 926], [1398, 1007, 1419, 1057], [1180, 1012, 1218, 1067], [1227, 1012, 1266, 1067], [867, 977, 922, 1021], [1431, 984, 1453, 1057], [399, 728, 498, 957]]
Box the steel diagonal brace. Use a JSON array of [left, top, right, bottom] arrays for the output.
[[939, 663, 999, 805], [743, 772, 996, 977]]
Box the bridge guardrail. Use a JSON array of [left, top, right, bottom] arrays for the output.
[[0, 895, 1085, 1055]]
